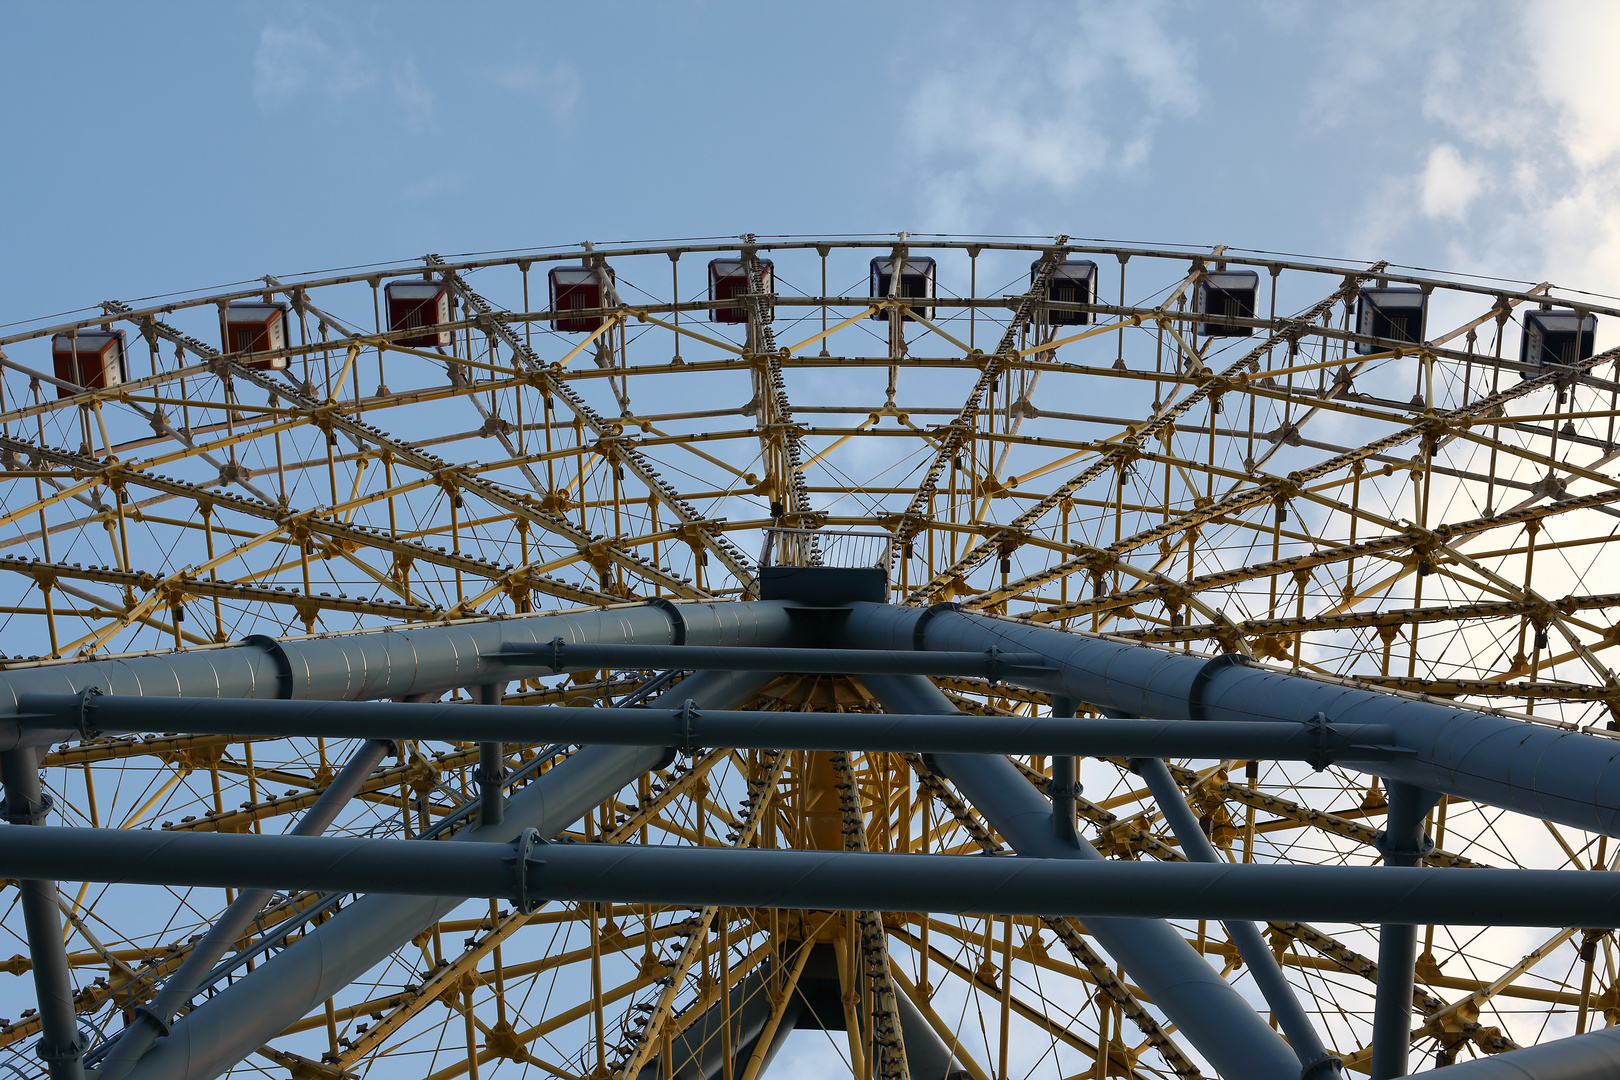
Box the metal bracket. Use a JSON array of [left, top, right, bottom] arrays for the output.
[[510, 827, 545, 916], [550, 636, 565, 673], [913, 601, 961, 652], [1186, 652, 1249, 721], [1373, 827, 1436, 861], [130, 1003, 173, 1038], [35, 1032, 88, 1069], [984, 646, 1004, 685], [244, 634, 295, 700], [71, 685, 103, 740], [1299, 1053, 1344, 1080], [1045, 777, 1082, 799], [676, 699, 700, 755], [1, 789, 51, 826], [1308, 711, 1331, 773], [644, 597, 688, 646]]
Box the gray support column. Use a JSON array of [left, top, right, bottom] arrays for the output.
[[94, 738, 394, 1080], [1134, 756, 1341, 1078], [893, 989, 968, 1080], [0, 600, 796, 720], [475, 683, 505, 828], [857, 672, 1301, 1080], [2, 747, 84, 1080], [838, 602, 1620, 839], [636, 961, 802, 1080], [1369, 781, 1440, 1080], [1047, 695, 1079, 849], [123, 667, 784, 1080]]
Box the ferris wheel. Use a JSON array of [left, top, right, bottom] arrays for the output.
[[0, 233, 1617, 1080]]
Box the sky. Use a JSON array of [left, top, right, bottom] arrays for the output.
[[4, 2, 1620, 1075], [5, 0, 1620, 327]]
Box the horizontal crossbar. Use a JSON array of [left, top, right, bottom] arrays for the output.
[[490, 642, 1054, 679], [14, 693, 1397, 763], [0, 826, 1615, 927]]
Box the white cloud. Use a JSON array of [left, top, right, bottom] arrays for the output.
[[392, 59, 435, 132], [1419, 144, 1483, 221], [1523, 3, 1620, 170], [252, 23, 375, 108], [1321, 2, 1620, 309], [252, 17, 435, 133], [494, 60, 582, 119], [902, 0, 1201, 229]]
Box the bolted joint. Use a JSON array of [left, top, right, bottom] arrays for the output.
[[1045, 778, 1082, 800], [68, 686, 103, 741], [2, 792, 51, 827], [35, 1031, 87, 1067], [509, 828, 545, 916], [1373, 827, 1435, 861], [676, 699, 701, 755], [1299, 1053, 1344, 1080], [1306, 711, 1333, 773], [131, 1003, 173, 1038]]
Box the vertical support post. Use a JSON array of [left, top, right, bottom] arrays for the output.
[[1047, 695, 1079, 848], [1133, 756, 1342, 1079], [477, 683, 506, 828], [1370, 781, 1441, 1080], [2, 747, 85, 1080]]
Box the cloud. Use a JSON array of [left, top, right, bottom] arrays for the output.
[[252, 23, 375, 108], [1524, 4, 1620, 170], [1319, 1, 1620, 313], [902, 1, 1201, 229], [392, 59, 435, 132], [252, 18, 435, 131], [494, 60, 582, 119], [1419, 144, 1483, 221]]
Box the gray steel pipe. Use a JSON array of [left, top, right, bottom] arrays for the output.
[[495, 642, 1053, 680], [1134, 756, 1341, 1079], [0, 599, 791, 738], [637, 960, 801, 1080], [475, 683, 505, 828], [13, 694, 1399, 763], [120, 599, 799, 1080], [8, 826, 1618, 926], [93, 738, 395, 1080], [1048, 695, 1080, 848], [2, 747, 83, 1080], [125, 668, 779, 1080], [894, 989, 969, 1080], [839, 603, 1620, 838], [121, 664, 782, 1080], [856, 672, 1302, 1080], [1368, 781, 1440, 1080], [17, 879, 81, 1080]]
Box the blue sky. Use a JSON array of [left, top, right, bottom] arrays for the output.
[[6, 1, 1620, 327]]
